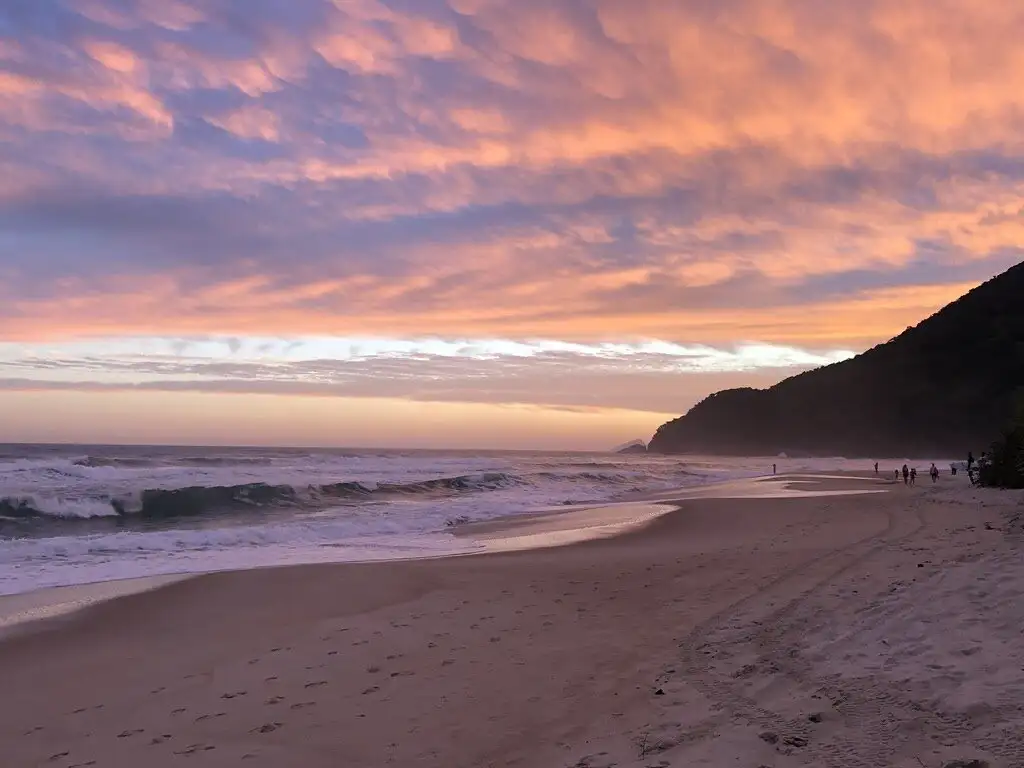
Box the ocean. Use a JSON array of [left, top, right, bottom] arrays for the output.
[[0, 444, 886, 596]]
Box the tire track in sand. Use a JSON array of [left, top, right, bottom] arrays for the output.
[[671, 494, 935, 767]]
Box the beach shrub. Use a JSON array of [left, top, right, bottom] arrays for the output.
[[978, 394, 1024, 489]]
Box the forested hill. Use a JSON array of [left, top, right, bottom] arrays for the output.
[[648, 262, 1024, 457]]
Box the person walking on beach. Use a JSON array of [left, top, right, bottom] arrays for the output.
[[894, 469, 900, 482], [772, 463, 777, 475], [910, 467, 917, 486], [902, 464, 909, 485], [930, 463, 939, 483], [874, 462, 879, 475]]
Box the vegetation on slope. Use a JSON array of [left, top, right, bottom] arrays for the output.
[[978, 397, 1024, 489], [649, 262, 1024, 457]]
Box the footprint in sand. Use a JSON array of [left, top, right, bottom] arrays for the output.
[[173, 744, 216, 755], [265, 696, 285, 705], [304, 680, 328, 688], [252, 723, 282, 734], [290, 702, 315, 710]]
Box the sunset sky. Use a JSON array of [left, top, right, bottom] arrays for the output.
[[1, 0, 1021, 448]]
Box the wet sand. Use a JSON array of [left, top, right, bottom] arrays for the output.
[[3, 474, 1022, 767]]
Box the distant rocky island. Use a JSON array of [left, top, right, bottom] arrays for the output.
[[649, 262, 1024, 457], [613, 440, 648, 454]]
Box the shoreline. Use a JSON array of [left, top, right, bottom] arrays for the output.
[[0, 473, 883, 634], [6, 474, 1018, 767]]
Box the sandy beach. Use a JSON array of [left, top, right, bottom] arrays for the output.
[[3, 475, 1023, 768]]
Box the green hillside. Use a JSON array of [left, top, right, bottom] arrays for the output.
[[649, 262, 1024, 457]]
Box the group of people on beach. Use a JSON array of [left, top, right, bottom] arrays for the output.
[[871, 454, 977, 486], [875, 461, 942, 485]]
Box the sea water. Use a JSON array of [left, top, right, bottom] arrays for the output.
[[0, 444, 902, 595]]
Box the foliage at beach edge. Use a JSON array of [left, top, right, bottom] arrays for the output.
[[978, 393, 1024, 490]]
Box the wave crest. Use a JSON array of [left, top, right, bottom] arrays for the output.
[[0, 471, 533, 524]]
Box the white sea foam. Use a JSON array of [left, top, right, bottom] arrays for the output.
[[0, 448, 941, 596]]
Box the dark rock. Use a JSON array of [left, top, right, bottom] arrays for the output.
[[653, 688, 665, 696], [758, 732, 779, 744], [783, 736, 808, 748], [808, 713, 823, 723], [614, 440, 647, 454]]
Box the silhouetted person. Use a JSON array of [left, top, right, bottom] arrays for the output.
[[874, 462, 879, 475], [930, 463, 939, 483], [894, 469, 900, 482], [910, 467, 917, 486], [951, 464, 957, 476], [902, 464, 909, 485], [772, 463, 777, 475], [967, 451, 975, 472]]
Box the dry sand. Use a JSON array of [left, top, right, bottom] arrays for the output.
[[2, 475, 1023, 768]]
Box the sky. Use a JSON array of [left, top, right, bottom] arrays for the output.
[[0, 0, 1021, 449]]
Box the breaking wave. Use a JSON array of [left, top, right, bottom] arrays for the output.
[[0, 471, 577, 524], [1, 447, 804, 595], [71, 456, 159, 468]]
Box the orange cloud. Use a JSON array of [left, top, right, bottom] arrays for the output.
[[207, 105, 282, 142], [0, 259, 981, 352], [0, 0, 1021, 360]]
